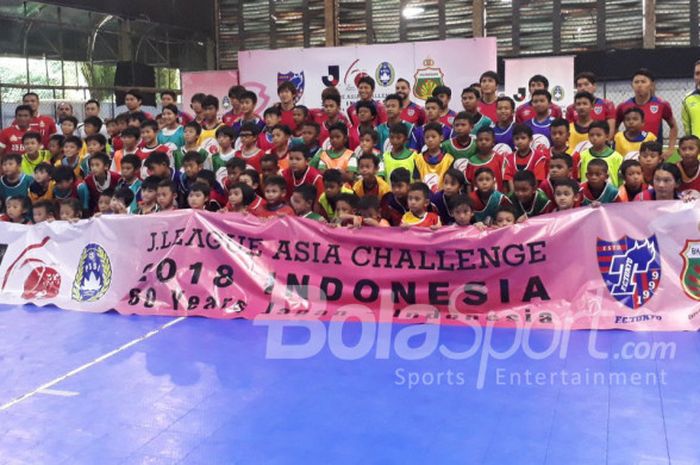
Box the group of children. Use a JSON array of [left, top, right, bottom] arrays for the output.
[[0, 70, 697, 229]]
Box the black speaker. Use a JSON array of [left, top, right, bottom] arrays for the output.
[[114, 62, 156, 106]]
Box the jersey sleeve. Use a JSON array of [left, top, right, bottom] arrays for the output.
[[604, 99, 616, 120], [662, 100, 674, 123], [375, 102, 388, 125], [416, 106, 426, 126], [534, 156, 548, 183], [682, 97, 691, 135], [346, 104, 358, 127], [503, 156, 516, 181], [347, 155, 357, 173], [551, 104, 563, 119], [565, 104, 576, 123], [48, 119, 58, 137], [615, 104, 626, 129], [313, 176, 325, 200], [77, 183, 90, 213], [0, 130, 7, 149], [309, 151, 322, 169]]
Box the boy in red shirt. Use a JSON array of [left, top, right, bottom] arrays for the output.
[[82, 152, 121, 215], [400, 182, 441, 228], [432, 86, 456, 127], [265, 124, 292, 171], [222, 85, 245, 127], [478, 71, 500, 122], [347, 76, 387, 127], [515, 75, 563, 123], [258, 107, 281, 153], [281, 143, 324, 201], [234, 123, 265, 171], [566, 72, 616, 135], [276, 81, 298, 131], [504, 124, 549, 191], [252, 175, 295, 218]]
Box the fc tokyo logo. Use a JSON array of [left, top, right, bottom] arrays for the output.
[[72, 243, 112, 303], [277, 71, 305, 102], [597, 235, 661, 309]]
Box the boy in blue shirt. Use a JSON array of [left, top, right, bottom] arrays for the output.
[[0, 154, 33, 210]]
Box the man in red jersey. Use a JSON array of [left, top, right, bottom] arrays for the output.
[[515, 75, 563, 123], [478, 71, 500, 122], [20, 92, 56, 147], [615, 68, 678, 158], [565, 72, 615, 135], [395, 78, 425, 126], [347, 76, 388, 127], [0, 105, 34, 156]]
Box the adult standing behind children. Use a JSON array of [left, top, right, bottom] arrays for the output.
[[515, 75, 563, 123], [20, 92, 57, 148], [565, 72, 616, 136], [347, 76, 388, 127], [395, 78, 426, 126], [681, 60, 700, 139], [615, 68, 678, 159]]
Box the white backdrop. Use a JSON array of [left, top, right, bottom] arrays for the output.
[[238, 38, 497, 112], [504, 56, 575, 108]]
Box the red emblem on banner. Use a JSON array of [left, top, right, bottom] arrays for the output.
[[1, 237, 61, 300]]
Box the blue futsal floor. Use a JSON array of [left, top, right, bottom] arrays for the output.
[[1, 304, 699, 465]]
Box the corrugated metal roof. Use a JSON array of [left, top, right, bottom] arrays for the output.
[[606, 0, 643, 49], [338, 0, 367, 44], [217, 0, 699, 69], [656, 0, 691, 46], [520, 0, 554, 54], [444, 0, 473, 38], [404, 0, 441, 42], [485, 0, 513, 54], [560, 0, 597, 52]]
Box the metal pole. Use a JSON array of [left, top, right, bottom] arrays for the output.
[[643, 0, 656, 49], [324, 0, 337, 46], [473, 0, 485, 38]]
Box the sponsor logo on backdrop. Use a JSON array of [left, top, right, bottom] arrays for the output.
[[680, 240, 700, 301], [375, 62, 395, 87], [221, 95, 232, 111], [277, 71, 305, 102], [552, 85, 564, 102], [0, 238, 61, 300], [322, 65, 340, 87], [413, 58, 444, 100], [71, 243, 112, 303], [597, 235, 661, 309], [343, 59, 369, 87], [512, 87, 527, 103], [240, 81, 270, 115]]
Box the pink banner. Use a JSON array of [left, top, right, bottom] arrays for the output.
[[0, 201, 699, 330], [181, 70, 239, 117]]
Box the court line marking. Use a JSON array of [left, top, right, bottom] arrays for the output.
[[38, 388, 80, 397], [0, 316, 186, 411]]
